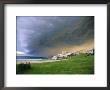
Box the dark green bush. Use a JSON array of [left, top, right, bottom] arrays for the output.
[[16, 62, 31, 74]]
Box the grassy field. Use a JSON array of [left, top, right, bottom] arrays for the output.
[[16, 54, 94, 74]]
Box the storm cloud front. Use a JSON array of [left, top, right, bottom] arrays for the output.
[[16, 16, 94, 57]]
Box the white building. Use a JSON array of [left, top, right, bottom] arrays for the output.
[[52, 56, 57, 60]]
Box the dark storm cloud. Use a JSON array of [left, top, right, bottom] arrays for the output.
[[17, 16, 94, 57]]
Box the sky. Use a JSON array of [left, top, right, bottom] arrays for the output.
[[16, 16, 94, 57]]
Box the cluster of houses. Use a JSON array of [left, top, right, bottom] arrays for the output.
[[51, 49, 94, 60]]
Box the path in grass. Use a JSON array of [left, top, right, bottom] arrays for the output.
[[17, 54, 94, 74]]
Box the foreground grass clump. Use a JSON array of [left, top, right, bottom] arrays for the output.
[[16, 54, 94, 74], [16, 63, 31, 74]]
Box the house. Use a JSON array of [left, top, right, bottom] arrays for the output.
[[52, 56, 57, 60]]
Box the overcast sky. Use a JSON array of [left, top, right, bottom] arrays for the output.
[[16, 16, 94, 57]]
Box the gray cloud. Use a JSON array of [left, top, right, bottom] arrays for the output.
[[17, 16, 94, 57]]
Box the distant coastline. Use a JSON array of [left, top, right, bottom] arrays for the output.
[[16, 59, 63, 64], [16, 56, 48, 64], [16, 56, 47, 59]]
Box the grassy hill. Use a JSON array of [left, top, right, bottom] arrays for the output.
[[16, 54, 94, 74]]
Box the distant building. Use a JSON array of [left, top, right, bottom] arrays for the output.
[[52, 56, 57, 60]]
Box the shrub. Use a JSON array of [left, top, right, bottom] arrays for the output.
[[16, 62, 31, 74]]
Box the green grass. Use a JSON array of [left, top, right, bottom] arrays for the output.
[[16, 54, 94, 74]]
